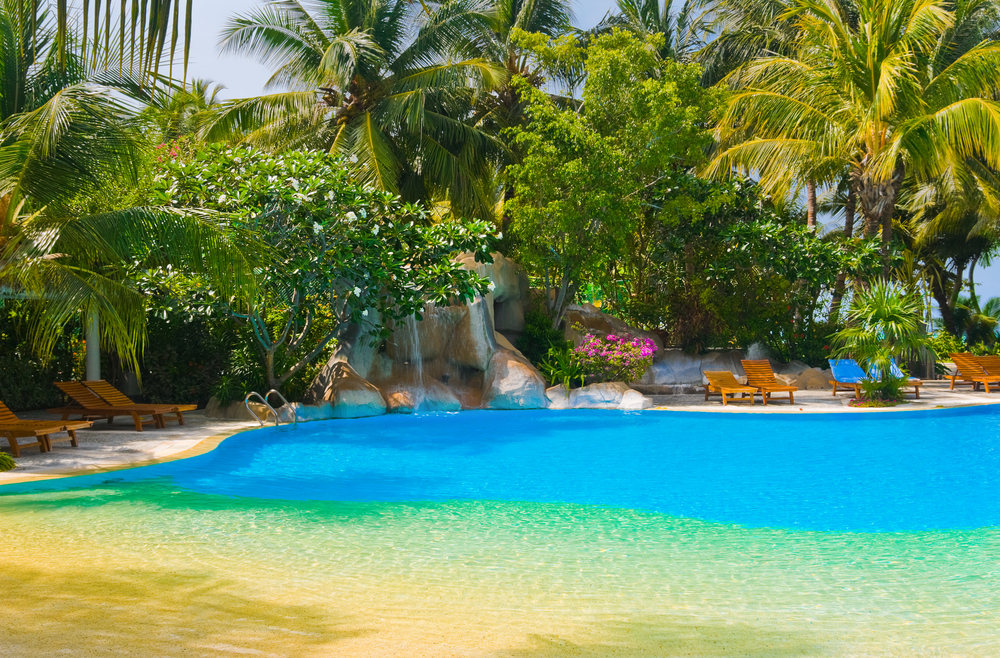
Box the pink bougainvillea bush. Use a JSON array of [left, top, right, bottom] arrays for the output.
[[574, 333, 657, 383]]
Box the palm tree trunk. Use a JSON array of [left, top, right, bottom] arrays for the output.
[[829, 186, 856, 319], [949, 261, 966, 310], [969, 255, 980, 312], [806, 179, 817, 230], [930, 271, 958, 335]]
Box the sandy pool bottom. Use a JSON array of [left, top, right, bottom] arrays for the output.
[[2, 481, 998, 657]]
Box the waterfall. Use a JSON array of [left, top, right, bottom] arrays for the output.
[[405, 313, 425, 409]]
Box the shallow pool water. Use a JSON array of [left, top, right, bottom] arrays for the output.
[[3, 408, 1000, 657]]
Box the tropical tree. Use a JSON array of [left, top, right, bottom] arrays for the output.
[[600, 0, 705, 62], [0, 0, 257, 367], [507, 30, 721, 328], [210, 0, 507, 219], [704, 0, 1000, 273], [153, 146, 496, 391]]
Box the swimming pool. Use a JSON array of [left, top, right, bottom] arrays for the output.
[[3, 408, 1000, 656]]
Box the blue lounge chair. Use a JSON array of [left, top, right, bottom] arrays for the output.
[[828, 359, 868, 397], [870, 359, 924, 399], [829, 358, 924, 398]]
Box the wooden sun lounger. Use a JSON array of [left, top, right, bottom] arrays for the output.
[[948, 353, 1000, 392], [1, 400, 91, 457], [84, 380, 196, 427], [741, 360, 798, 405], [49, 382, 166, 432], [703, 371, 756, 406]]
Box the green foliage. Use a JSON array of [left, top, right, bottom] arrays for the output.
[[506, 29, 723, 328], [516, 308, 569, 365], [605, 173, 878, 359], [0, 302, 82, 412], [0, 452, 14, 472], [152, 145, 495, 391], [538, 345, 587, 390], [928, 330, 967, 359]]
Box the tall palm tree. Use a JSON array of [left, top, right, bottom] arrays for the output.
[[704, 0, 1000, 273], [602, 0, 705, 62], [209, 0, 507, 219], [0, 1, 257, 366]]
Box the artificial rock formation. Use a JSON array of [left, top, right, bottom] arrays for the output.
[[307, 253, 547, 415], [545, 382, 654, 410]]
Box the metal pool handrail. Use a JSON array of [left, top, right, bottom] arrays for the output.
[[265, 389, 297, 428], [244, 392, 279, 427]]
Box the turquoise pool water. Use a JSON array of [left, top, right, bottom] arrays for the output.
[[3, 408, 1000, 656], [6, 408, 1000, 531]]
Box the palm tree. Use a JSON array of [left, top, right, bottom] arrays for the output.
[[147, 78, 227, 140], [704, 0, 1000, 274], [210, 0, 507, 219], [601, 0, 705, 62], [0, 1, 257, 367]]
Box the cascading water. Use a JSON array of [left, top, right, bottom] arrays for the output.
[[405, 313, 426, 410]]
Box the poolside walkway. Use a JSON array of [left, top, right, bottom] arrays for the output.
[[648, 380, 1000, 412], [0, 410, 255, 485], [3, 381, 998, 484]]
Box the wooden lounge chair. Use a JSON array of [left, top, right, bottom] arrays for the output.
[[741, 360, 798, 405], [703, 371, 756, 406], [84, 380, 196, 427], [977, 354, 1000, 378], [49, 382, 165, 432], [1, 400, 91, 457], [947, 353, 1000, 392]]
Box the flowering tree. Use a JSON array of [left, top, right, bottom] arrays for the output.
[[152, 145, 495, 391], [575, 333, 657, 383]]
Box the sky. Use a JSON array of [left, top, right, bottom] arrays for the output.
[[185, 0, 1000, 304]]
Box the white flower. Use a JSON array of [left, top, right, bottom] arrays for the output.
[[345, 211, 357, 221], [362, 309, 369, 317], [373, 225, 379, 235], [487, 281, 496, 292], [353, 286, 362, 296]]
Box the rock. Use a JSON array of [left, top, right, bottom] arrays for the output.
[[776, 367, 833, 390], [641, 350, 746, 386], [204, 396, 270, 422], [276, 402, 337, 423], [384, 382, 462, 414], [563, 304, 664, 356], [482, 350, 548, 409], [774, 359, 811, 376], [619, 389, 654, 410], [546, 382, 650, 410], [315, 362, 387, 418]]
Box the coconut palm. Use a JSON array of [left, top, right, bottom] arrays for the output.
[[704, 0, 1000, 273], [209, 0, 507, 219], [0, 1, 258, 366], [600, 0, 705, 62]]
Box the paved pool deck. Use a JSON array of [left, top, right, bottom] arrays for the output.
[[2, 380, 998, 485]]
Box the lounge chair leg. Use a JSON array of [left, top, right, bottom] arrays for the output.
[[789, 392, 794, 404], [832, 384, 837, 396], [4, 432, 20, 458], [40, 434, 50, 452], [131, 412, 143, 432], [68, 429, 78, 448], [107, 416, 115, 424], [176, 412, 185, 426]]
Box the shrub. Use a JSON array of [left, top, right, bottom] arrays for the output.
[[516, 308, 568, 365], [575, 333, 657, 383], [928, 330, 966, 358], [0, 452, 15, 472], [539, 346, 587, 390]]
